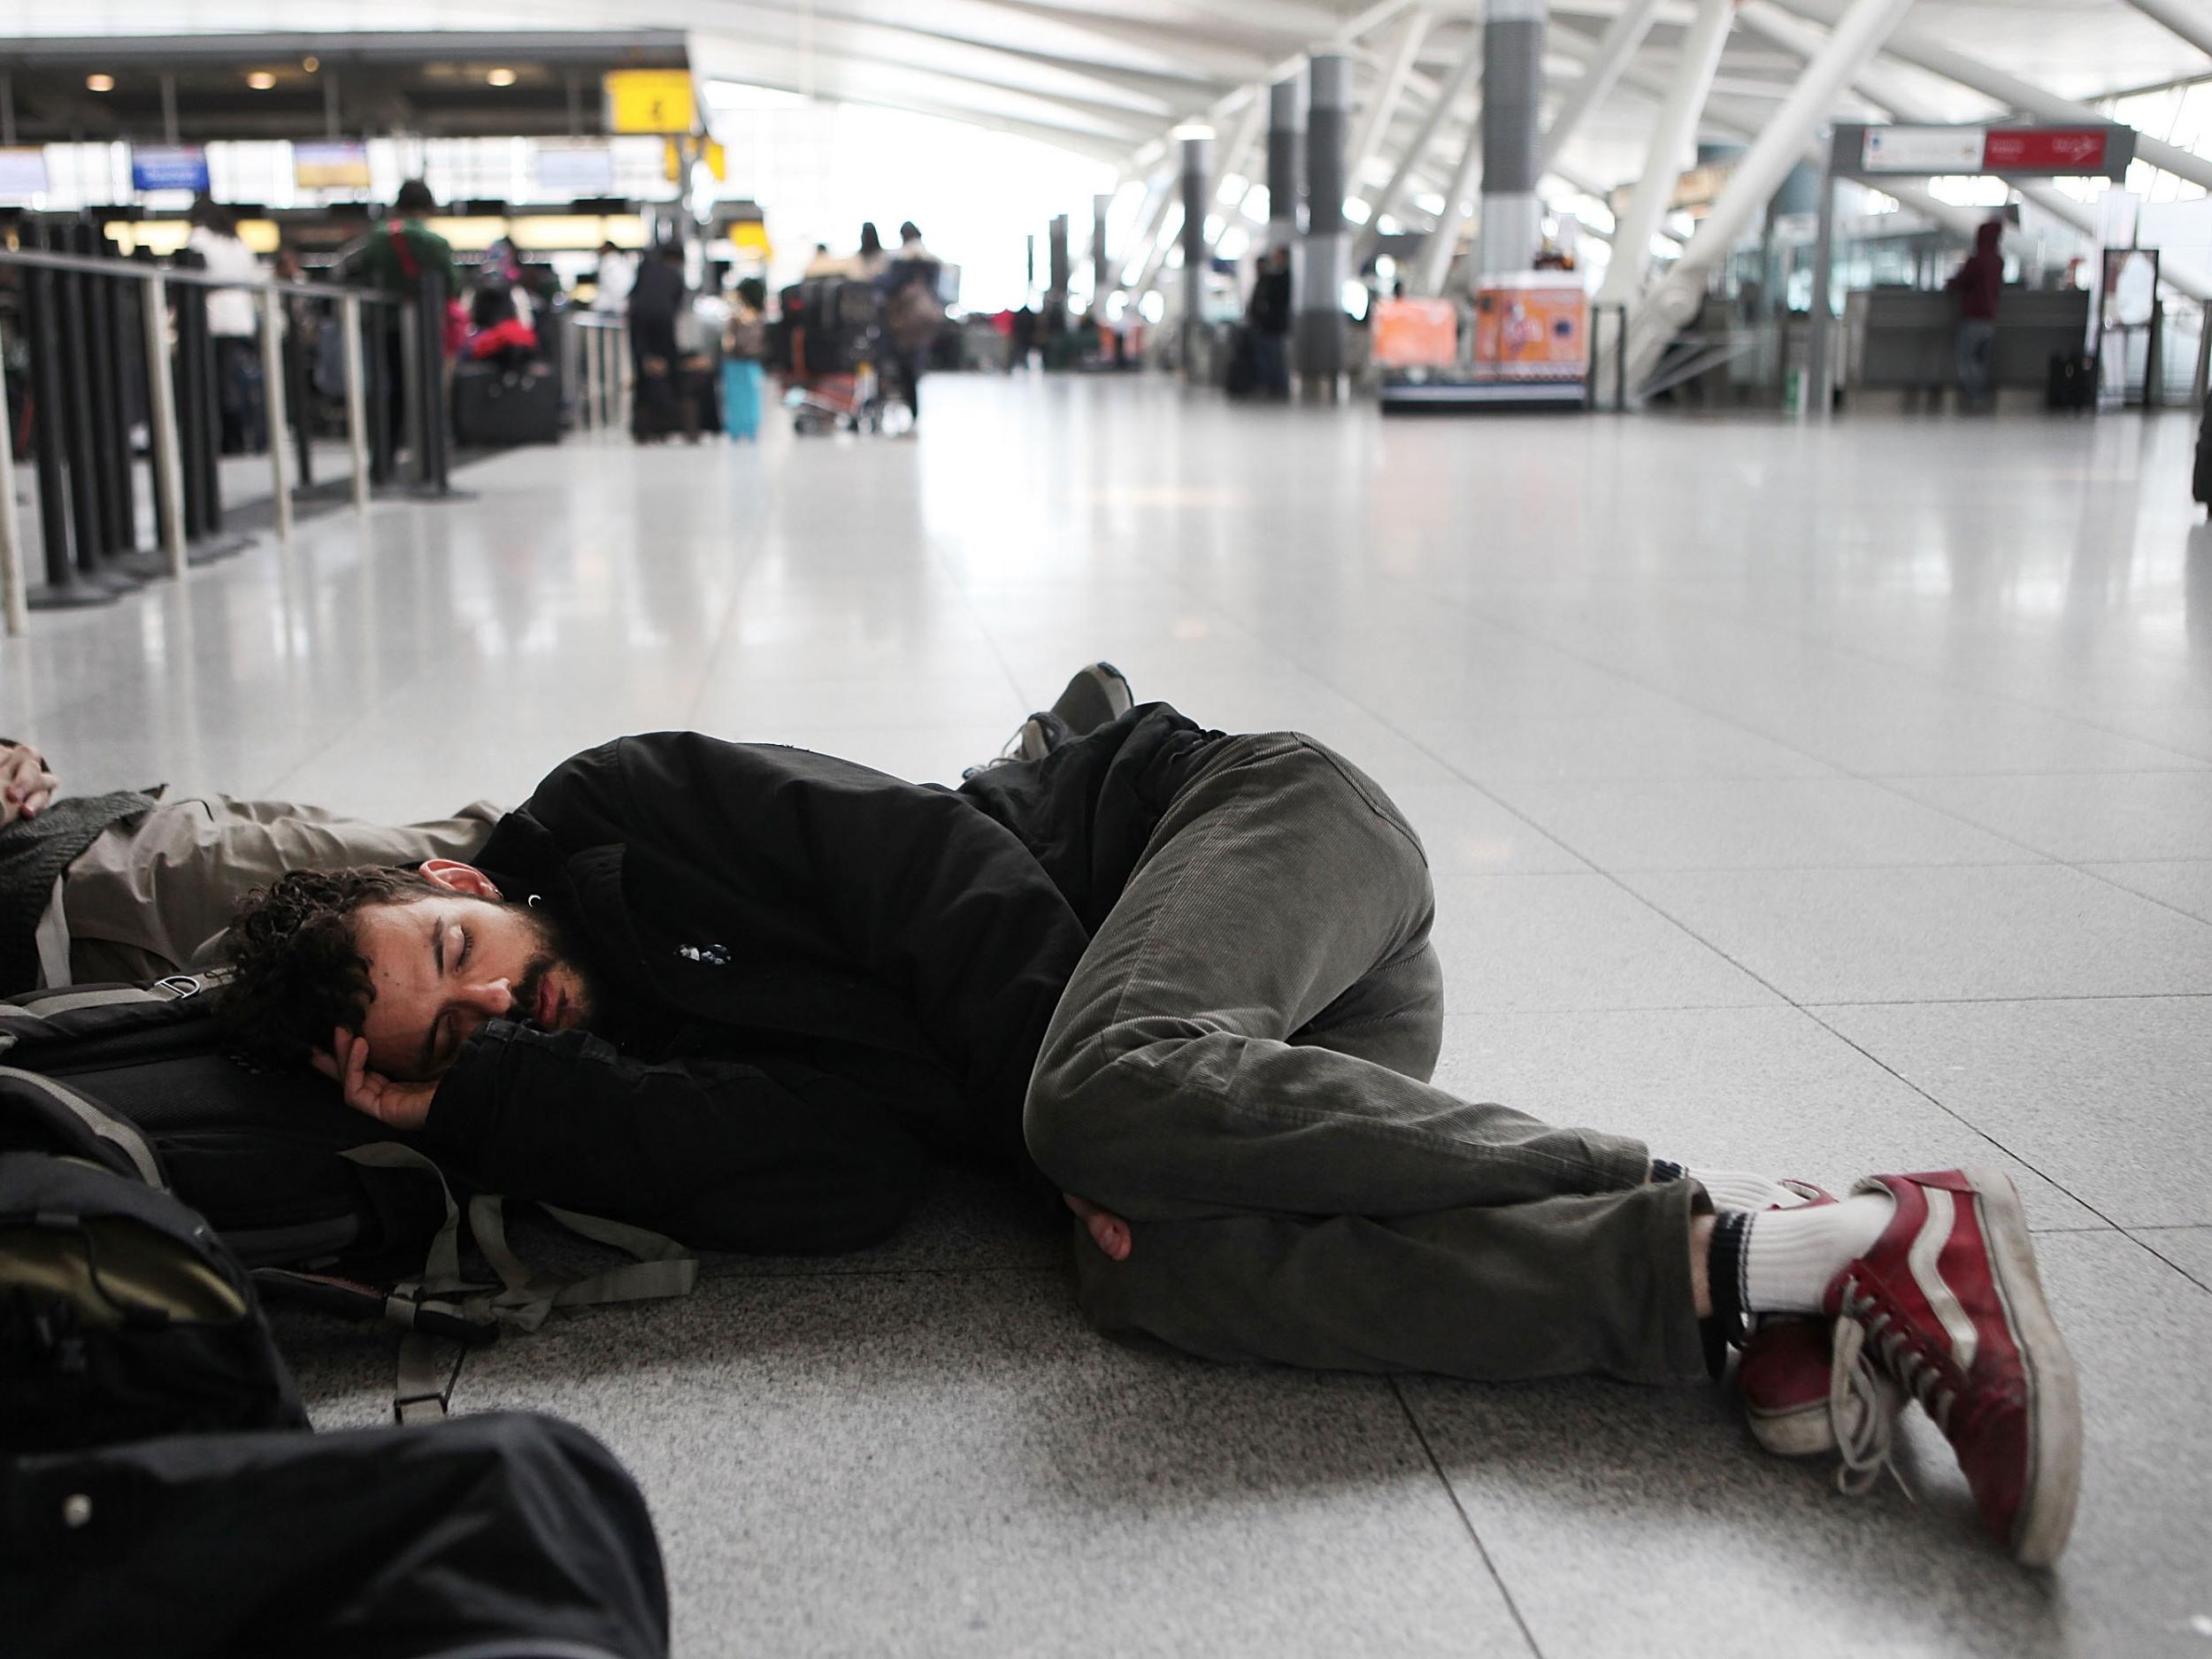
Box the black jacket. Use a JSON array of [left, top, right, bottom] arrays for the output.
[[422, 708, 1222, 1252]]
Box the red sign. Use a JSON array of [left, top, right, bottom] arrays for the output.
[[1982, 128, 2107, 173]]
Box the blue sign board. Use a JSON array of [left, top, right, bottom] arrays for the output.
[[131, 145, 211, 193]]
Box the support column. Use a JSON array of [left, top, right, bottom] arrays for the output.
[[1266, 75, 1304, 254], [1356, 33, 1482, 265], [1179, 132, 1210, 381], [1478, 0, 1547, 279], [1092, 193, 1111, 311], [1596, 0, 1734, 305], [1348, 9, 1432, 203], [1542, 0, 1664, 167], [1047, 213, 1071, 334], [1806, 165, 1839, 416], [1298, 54, 1350, 397], [1625, 0, 1920, 395]]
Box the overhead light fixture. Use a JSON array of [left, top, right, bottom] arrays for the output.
[[86, 73, 115, 92], [1169, 122, 1215, 141], [247, 71, 276, 89], [487, 67, 518, 87], [302, 55, 319, 73]]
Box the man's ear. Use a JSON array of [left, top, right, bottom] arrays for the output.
[[418, 859, 503, 900]]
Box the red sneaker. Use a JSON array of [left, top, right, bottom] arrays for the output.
[[1740, 1317, 1902, 1481], [1824, 1169, 2083, 1565], [1736, 1183, 1904, 1478]]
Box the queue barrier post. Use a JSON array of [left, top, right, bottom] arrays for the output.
[[54, 223, 121, 592], [341, 293, 372, 514], [260, 288, 293, 541], [582, 320, 603, 433], [19, 225, 110, 611], [0, 344, 26, 635], [142, 272, 188, 579]]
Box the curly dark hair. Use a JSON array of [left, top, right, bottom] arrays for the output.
[[216, 866, 442, 1066]]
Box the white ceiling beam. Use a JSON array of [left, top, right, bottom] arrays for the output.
[[2116, 0, 2212, 66], [688, 35, 1150, 150]]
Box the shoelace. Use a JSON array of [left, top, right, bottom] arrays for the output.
[[959, 721, 1041, 781], [1828, 1309, 1911, 1500]]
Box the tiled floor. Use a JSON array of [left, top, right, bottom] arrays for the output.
[[17, 379, 2212, 1656]]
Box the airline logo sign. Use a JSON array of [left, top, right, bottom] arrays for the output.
[[1861, 126, 2112, 176], [1983, 128, 2107, 172]]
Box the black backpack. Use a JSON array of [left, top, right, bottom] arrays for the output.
[[1, 977, 700, 1422], [5, 1409, 672, 1659], [0, 1064, 307, 1454], [0, 975, 449, 1274]]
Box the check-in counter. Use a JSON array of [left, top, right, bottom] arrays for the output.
[[1844, 286, 2090, 393]]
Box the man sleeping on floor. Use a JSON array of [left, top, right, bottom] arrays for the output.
[[1, 664, 2087, 1566]]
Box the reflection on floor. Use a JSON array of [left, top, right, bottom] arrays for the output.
[[17, 378, 2212, 1658]]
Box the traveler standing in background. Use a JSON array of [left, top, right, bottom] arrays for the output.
[[336, 180, 465, 453], [721, 277, 769, 442], [854, 222, 889, 283], [626, 242, 687, 442], [879, 221, 944, 432], [592, 241, 636, 314], [342, 180, 463, 306], [187, 196, 265, 454], [802, 242, 848, 279], [1946, 219, 2005, 414], [1247, 245, 1294, 400]]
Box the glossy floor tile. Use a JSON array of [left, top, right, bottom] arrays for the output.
[[18, 380, 2212, 1655]]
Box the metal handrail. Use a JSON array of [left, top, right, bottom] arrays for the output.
[[0, 243, 395, 303], [0, 242, 441, 634]]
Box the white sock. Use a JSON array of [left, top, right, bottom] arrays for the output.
[[1740, 1194, 1897, 1316], [1686, 1166, 1804, 1214]]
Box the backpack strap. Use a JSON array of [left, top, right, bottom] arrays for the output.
[[386, 219, 421, 281], [0, 1064, 166, 1188], [465, 1194, 697, 1333], [0, 974, 215, 1060], [334, 1142, 699, 1424]]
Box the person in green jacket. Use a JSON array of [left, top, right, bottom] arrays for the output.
[[341, 178, 462, 299]]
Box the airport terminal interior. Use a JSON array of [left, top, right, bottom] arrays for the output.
[[4, 4, 2211, 1658]]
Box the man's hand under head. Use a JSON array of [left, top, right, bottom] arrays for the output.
[[312, 1025, 439, 1132], [0, 742, 58, 827], [1064, 1193, 1132, 1262]]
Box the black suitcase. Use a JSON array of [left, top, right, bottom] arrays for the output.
[[2194, 405, 2211, 510], [2046, 351, 2094, 411], [452, 362, 561, 446], [1224, 324, 1259, 397]]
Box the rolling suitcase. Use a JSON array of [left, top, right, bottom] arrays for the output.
[[2194, 404, 2210, 511], [2045, 351, 2093, 412], [452, 362, 561, 447]]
